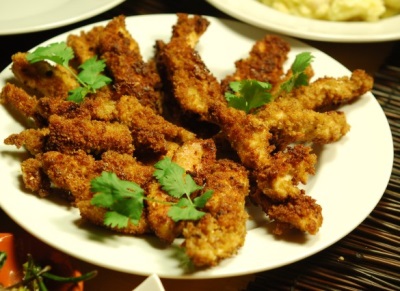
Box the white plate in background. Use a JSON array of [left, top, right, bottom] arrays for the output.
[[0, 14, 393, 278], [207, 0, 400, 42], [0, 0, 125, 35]]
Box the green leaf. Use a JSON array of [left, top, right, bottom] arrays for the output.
[[281, 52, 314, 93], [193, 190, 213, 208], [90, 172, 145, 228], [104, 211, 130, 229], [26, 42, 74, 67], [168, 198, 206, 222], [0, 251, 7, 269], [291, 51, 314, 74], [26, 42, 112, 103], [67, 86, 88, 103], [77, 57, 112, 90], [154, 157, 202, 198], [225, 80, 272, 114]]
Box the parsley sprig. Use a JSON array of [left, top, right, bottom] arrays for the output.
[[26, 42, 112, 103], [154, 157, 213, 222], [90, 157, 213, 229], [225, 52, 314, 113]]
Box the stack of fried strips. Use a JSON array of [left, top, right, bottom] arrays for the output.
[[0, 14, 373, 268]]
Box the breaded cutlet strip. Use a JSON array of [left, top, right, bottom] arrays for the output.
[[182, 158, 249, 267], [279, 69, 374, 111], [256, 97, 350, 147], [21, 156, 51, 197], [67, 25, 105, 65], [220, 34, 291, 93], [209, 103, 317, 200], [251, 189, 323, 235], [146, 138, 217, 243], [98, 15, 163, 113], [39, 150, 153, 234], [4, 128, 49, 156], [158, 16, 321, 233], [11, 52, 79, 98], [159, 17, 224, 120], [116, 95, 196, 156], [45, 115, 134, 155], [170, 13, 210, 47], [0, 83, 38, 119]]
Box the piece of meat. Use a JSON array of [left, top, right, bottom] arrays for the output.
[[182, 159, 249, 267], [11, 52, 79, 98], [45, 115, 134, 155], [220, 34, 291, 93], [98, 15, 163, 113]]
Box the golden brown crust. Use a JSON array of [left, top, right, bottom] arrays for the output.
[[221, 34, 291, 92]]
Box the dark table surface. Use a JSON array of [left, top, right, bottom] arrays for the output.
[[1, 1, 399, 290]]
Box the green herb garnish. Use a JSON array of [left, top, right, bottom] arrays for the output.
[[225, 80, 272, 114], [90, 171, 145, 229], [26, 42, 112, 103], [280, 51, 314, 93], [154, 157, 213, 222], [225, 52, 314, 114], [90, 157, 213, 229]]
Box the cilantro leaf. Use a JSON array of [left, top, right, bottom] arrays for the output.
[[67, 87, 89, 103], [76, 56, 112, 90], [225, 80, 272, 114], [168, 198, 206, 222], [26, 42, 74, 67], [26, 42, 112, 103], [225, 52, 314, 114], [154, 157, 212, 221], [193, 190, 213, 208], [280, 52, 314, 93], [90, 158, 213, 228], [154, 157, 202, 198], [90, 172, 145, 228]]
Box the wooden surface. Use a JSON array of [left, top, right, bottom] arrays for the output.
[[1, 0, 399, 290]]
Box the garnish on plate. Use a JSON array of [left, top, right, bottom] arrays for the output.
[[26, 42, 112, 103], [90, 157, 213, 229], [225, 52, 314, 113]]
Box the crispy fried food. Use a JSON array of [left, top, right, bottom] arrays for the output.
[[1, 13, 375, 268], [0, 83, 38, 119], [40, 150, 153, 234], [11, 53, 79, 98], [158, 14, 373, 235], [251, 189, 323, 235], [183, 158, 249, 267], [146, 138, 218, 243], [279, 69, 373, 110], [116, 95, 196, 157], [67, 26, 104, 65], [4, 128, 49, 156], [220, 34, 291, 93], [98, 15, 163, 113], [45, 115, 134, 155], [157, 14, 223, 122]]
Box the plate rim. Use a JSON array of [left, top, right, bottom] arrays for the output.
[[0, 0, 125, 35], [206, 0, 400, 42]]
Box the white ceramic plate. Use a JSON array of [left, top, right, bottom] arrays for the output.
[[0, 14, 393, 278], [207, 0, 400, 42], [0, 0, 125, 35]]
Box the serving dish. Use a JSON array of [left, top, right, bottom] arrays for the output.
[[0, 0, 125, 35], [207, 0, 400, 42], [0, 14, 393, 278]]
